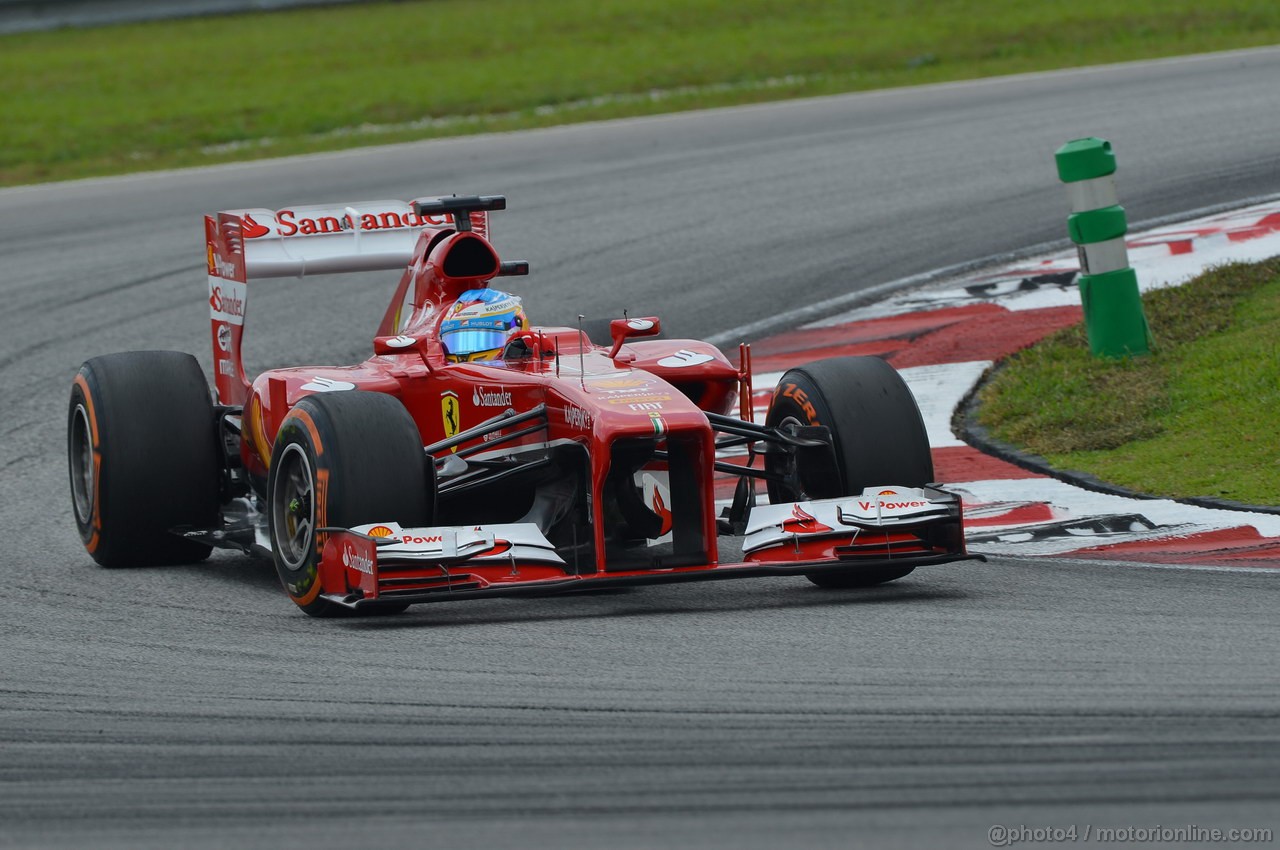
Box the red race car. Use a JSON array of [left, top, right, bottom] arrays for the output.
[[68, 195, 978, 616]]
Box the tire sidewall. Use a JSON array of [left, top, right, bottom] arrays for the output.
[[765, 371, 845, 501], [266, 392, 433, 616], [765, 356, 933, 501], [764, 357, 933, 589], [267, 407, 330, 612], [68, 374, 104, 553]]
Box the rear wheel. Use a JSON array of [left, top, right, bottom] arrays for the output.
[[267, 391, 433, 617], [764, 356, 933, 588], [68, 351, 221, 567]]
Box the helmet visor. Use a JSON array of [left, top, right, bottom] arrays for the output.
[[441, 327, 508, 357]]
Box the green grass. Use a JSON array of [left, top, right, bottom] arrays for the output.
[[976, 257, 1280, 505], [3, 0, 1280, 185]]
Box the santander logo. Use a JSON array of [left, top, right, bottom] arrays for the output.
[[473, 386, 513, 407], [241, 214, 270, 239], [209, 286, 245, 318], [342, 544, 374, 575], [240, 208, 456, 239]]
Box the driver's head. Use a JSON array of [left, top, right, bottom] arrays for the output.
[[440, 288, 528, 362]]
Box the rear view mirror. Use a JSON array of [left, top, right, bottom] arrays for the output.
[[609, 317, 662, 358]]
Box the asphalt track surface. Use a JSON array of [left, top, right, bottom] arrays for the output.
[[2, 48, 1279, 849]]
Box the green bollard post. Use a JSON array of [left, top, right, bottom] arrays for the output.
[[1054, 137, 1151, 358]]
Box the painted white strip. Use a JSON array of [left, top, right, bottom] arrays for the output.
[[1065, 176, 1119, 213], [802, 200, 1280, 325], [728, 363, 983, 449], [958, 477, 1280, 534], [1079, 237, 1129, 275], [898, 361, 992, 448], [752, 370, 785, 391], [969, 522, 1210, 558], [952, 477, 1280, 552]]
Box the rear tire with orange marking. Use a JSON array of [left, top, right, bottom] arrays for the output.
[[764, 356, 933, 589], [67, 351, 220, 567], [267, 391, 433, 617]]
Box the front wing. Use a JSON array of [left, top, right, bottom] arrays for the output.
[[315, 487, 980, 610]]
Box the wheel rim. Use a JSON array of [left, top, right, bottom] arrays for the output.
[[70, 404, 95, 525], [272, 443, 316, 571], [772, 413, 808, 501]]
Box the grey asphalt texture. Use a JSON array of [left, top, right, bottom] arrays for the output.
[[2, 48, 1279, 849]]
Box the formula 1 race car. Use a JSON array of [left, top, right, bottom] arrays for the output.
[[67, 194, 978, 616]]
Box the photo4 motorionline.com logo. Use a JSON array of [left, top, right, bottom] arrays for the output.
[[988, 824, 1273, 846]]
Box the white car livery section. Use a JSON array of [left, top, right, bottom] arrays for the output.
[[742, 486, 954, 555], [657, 349, 716, 368], [226, 199, 491, 278], [350, 522, 564, 565]]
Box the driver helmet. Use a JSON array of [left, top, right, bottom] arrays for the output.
[[440, 288, 529, 362]]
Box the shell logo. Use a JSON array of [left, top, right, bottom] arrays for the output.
[[782, 504, 833, 534], [368, 526, 394, 538], [878, 489, 899, 496], [650, 487, 673, 537]]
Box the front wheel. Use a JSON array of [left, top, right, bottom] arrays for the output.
[[267, 391, 434, 617], [764, 356, 933, 588]]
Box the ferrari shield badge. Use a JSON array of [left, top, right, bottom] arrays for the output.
[[441, 390, 460, 451]]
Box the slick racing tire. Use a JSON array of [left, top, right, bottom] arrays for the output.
[[267, 391, 433, 617], [764, 356, 933, 589], [68, 351, 220, 567]]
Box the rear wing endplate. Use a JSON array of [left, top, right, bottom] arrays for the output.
[[205, 196, 493, 405]]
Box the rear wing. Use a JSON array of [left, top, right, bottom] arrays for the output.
[[205, 196, 499, 405]]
